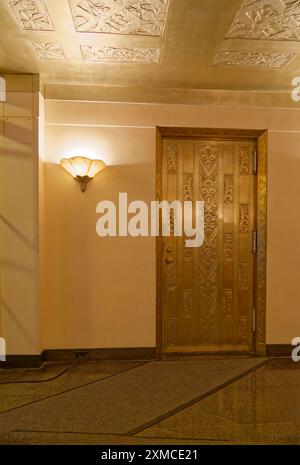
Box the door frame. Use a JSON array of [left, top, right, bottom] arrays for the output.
[[155, 127, 268, 358]]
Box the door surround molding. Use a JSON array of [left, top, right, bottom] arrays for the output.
[[155, 127, 268, 358]]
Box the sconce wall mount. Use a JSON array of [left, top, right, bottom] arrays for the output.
[[76, 175, 92, 193]]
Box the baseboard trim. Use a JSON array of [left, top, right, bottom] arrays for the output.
[[1, 346, 289, 368], [266, 344, 292, 357], [41, 347, 157, 362], [0, 355, 42, 369], [0, 348, 157, 368]]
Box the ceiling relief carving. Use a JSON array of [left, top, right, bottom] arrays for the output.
[[226, 0, 300, 41], [214, 50, 294, 68], [69, 0, 170, 36], [7, 0, 54, 31], [32, 42, 66, 60], [81, 45, 160, 63], [1, 1, 299, 96]]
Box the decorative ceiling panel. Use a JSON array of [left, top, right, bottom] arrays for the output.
[[227, 0, 300, 41], [32, 42, 66, 60], [1, 0, 299, 96], [213, 50, 295, 68], [81, 45, 160, 63], [69, 0, 170, 36], [6, 0, 54, 31]]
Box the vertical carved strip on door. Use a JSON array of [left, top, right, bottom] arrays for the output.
[[198, 143, 219, 345], [222, 143, 235, 347], [181, 142, 196, 347], [237, 142, 255, 350]]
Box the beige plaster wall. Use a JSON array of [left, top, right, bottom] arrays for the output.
[[42, 100, 300, 348]]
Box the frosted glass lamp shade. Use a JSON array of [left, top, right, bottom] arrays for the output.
[[60, 156, 106, 192]]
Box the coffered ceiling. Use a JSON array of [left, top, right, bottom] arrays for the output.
[[1, 0, 300, 99]]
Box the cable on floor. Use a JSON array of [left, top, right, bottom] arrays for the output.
[[0, 355, 89, 385]]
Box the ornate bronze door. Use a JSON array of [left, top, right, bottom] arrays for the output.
[[161, 138, 256, 353]]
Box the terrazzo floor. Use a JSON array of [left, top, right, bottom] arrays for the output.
[[0, 357, 299, 445]]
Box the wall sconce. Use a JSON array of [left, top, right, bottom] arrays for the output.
[[60, 156, 106, 192]]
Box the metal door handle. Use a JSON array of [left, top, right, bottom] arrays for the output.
[[165, 257, 174, 264]]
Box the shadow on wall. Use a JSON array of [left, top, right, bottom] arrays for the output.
[[0, 259, 36, 274], [0, 145, 36, 161], [0, 215, 37, 250], [1, 299, 39, 349], [0, 217, 39, 353], [2, 118, 34, 145]]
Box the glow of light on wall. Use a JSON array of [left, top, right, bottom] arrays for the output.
[[64, 147, 101, 161], [62, 145, 111, 166]]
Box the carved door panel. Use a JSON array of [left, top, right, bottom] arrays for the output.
[[161, 139, 256, 353]]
